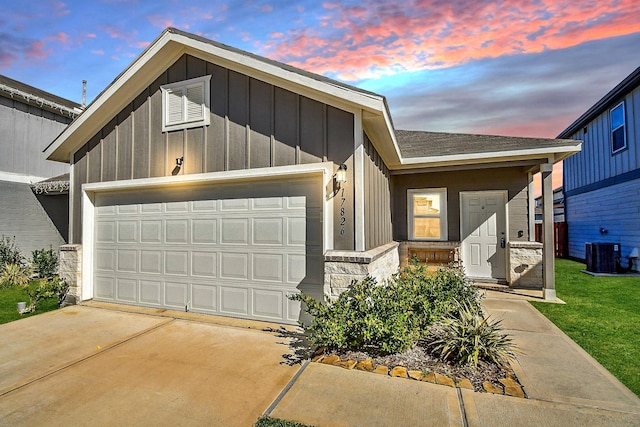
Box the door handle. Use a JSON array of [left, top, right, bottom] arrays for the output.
[[500, 237, 506, 248]]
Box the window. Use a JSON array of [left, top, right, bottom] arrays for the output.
[[610, 101, 626, 153], [161, 76, 211, 132], [408, 188, 447, 240]]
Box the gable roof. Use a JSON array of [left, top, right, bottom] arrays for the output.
[[45, 27, 580, 170], [395, 130, 581, 169], [0, 74, 81, 118], [557, 66, 640, 138], [45, 27, 398, 164]]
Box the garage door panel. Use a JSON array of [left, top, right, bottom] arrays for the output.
[[165, 282, 188, 307], [117, 278, 137, 302], [165, 220, 189, 244], [95, 249, 116, 271], [253, 218, 283, 245], [141, 220, 162, 243], [253, 253, 283, 282], [117, 249, 137, 272], [140, 250, 163, 274], [191, 284, 217, 311], [192, 219, 217, 244], [220, 286, 248, 315], [191, 251, 217, 277], [139, 280, 162, 304], [165, 251, 189, 275], [94, 177, 323, 324], [95, 276, 115, 299], [252, 289, 283, 319]]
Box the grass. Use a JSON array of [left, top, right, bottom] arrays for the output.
[[530, 258, 640, 396], [0, 281, 60, 324]]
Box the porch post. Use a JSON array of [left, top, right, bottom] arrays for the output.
[[541, 163, 556, 300]]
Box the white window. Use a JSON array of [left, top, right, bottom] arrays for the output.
[[408, 188, 447, 241], [610, 101, 626, 153], [161, 76, 211, 132]]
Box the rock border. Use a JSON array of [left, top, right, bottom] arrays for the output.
[[311, 353, 526, 398]]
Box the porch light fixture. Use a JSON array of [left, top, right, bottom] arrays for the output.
[[172, 156, 184, 176], [335, 164, 348, 184]]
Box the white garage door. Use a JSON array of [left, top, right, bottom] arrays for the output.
[[92, 177, 323, 324]]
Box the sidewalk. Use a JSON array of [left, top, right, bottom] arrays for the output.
[[268, 292, 640, 426]]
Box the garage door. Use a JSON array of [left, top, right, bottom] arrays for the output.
[[92, 177, 323, 324]]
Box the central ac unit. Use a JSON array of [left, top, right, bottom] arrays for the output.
[[585, 243, 620, 274]]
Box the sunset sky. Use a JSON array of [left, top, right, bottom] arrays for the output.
[[2, 0, 639, 192]]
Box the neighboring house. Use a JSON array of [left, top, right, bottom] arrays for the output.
[[534, 187, 564, 223], [0, 75, 80, 254], [558, 66, 640, 271], [46, 29, 580, 324]]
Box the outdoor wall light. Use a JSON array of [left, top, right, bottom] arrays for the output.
[[172, 156, 184, 176], [335, 164, 348, 184]]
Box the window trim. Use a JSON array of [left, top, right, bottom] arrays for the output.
[[161, 75, 211, 132], [407, 188, 448, 241], [610, 101, 626, 154]]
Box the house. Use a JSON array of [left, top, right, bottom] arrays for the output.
[[0, 75, 80, 254], [558, 66, 640, 271], [534, 187, 564, 223], [46, 28, 580, 324]]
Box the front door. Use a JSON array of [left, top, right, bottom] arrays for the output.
[[460, 191, 506, 280]]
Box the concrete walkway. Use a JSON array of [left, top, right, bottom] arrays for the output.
[[1, 296, 639, 426], [269, 292, 640, 426]]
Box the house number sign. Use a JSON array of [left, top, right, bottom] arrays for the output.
[[340, 187, 346, 235]]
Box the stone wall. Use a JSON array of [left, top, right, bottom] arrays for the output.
[[59, 244, 82, 303], [507, 241, 543, 289], [324, 242, 399, 298]]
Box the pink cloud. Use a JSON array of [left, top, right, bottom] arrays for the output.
[[91, 49, 104, 55], [261, 5, 273, 13], [260, 0, 640, 82], [47, 32, 71, 46], [25, 40, 49, 60], [147, 15, 174, 29], [53, 1, 70, 17]]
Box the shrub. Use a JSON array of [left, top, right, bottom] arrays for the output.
[[19, 276, 70, 314], [0, 263, 32, 289], [291, 263, 483, 355], [0, 236, 24, 270], [291, 277, 418, 354], [31, 246, 59, 278], [429, 303, 516, 367]]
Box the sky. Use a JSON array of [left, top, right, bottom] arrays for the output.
[[1, 0, 639, 193]]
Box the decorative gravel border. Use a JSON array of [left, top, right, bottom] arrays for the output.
[[311, 353, 526, 398]]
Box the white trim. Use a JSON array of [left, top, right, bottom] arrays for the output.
[[354, 110, 365, 252], [400, 144, 581, 168], [69, 159, 75, 244], [80, 163, 333, 301], [610, 101, 627, 154], [407, 188, 448, 241], [160, 75, 211, 132], [528, 172, 535, 242]]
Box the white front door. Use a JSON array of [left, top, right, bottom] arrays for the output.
[[461, 191, 506, 279]]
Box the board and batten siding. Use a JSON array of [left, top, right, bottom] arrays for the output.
[[363, 133, 392, 250], [70, 54, 355, 248], [563, 85, 640, 194], [565, 178, 640, 259], [391, 167, 530, 242], [0, 95, 71, 179]]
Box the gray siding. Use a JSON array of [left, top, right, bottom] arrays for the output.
[[392, 168, 530, 242], [0, 180, 66, 254], [566, 177, 640, 260], [70, 54, 355, 245], [564, 85, 640, 193], [0, 95, 70, 179], [363, 133, 392, 250]]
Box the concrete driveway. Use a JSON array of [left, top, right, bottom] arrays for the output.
[[0, 305, 302, 426]]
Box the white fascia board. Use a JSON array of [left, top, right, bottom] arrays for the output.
[[46, 32, 185, 162], [398, 143, 582, 169]]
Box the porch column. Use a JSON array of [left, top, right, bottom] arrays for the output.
[[541, 163, 556, 300]]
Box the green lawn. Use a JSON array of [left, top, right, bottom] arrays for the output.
[[0, 282, 60, 324], [530, 258, 640, 396]]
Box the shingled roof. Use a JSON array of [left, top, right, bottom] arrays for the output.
[[396, 129, 577, 159]]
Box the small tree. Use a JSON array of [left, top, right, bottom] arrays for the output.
[[31, 246, 59, 278]]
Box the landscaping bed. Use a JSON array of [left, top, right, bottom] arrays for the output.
[[291, 263, 524, 397]]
